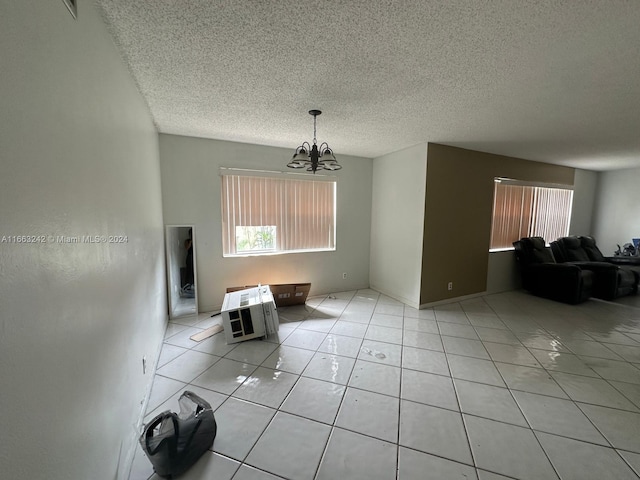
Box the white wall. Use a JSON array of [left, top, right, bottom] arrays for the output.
[[569, 168, 598, 236], [0, 3, 165, 479], [592, 167, 640, 254], [159, 134, 373, 311], [486, 251, 522, 294], [370, 143, 428, 307]]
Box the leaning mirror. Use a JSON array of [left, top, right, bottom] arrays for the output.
[[165, 225, 197, 319]]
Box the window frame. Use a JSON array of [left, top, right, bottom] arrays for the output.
[[489, 178, 574, 252], [220, 168, 338, 257]]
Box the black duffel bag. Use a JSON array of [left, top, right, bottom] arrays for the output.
[[140, 391, 217, 478]]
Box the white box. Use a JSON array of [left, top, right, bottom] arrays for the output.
[[221, 285, 279, 344]]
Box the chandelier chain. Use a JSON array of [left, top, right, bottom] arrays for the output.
[[313, 115, 317, 145]]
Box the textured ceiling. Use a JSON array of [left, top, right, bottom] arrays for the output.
[[95, 0, 640, 171]]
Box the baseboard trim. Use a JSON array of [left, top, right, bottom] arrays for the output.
[[419, 291, 488, 309], [368, 284, 419, 309]]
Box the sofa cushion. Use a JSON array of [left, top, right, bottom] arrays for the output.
[[562, 236, 591, 262], [533, 247, 555, 264], [580, 236, 606, 262], [529, 237, 546, 250], [525, 237, 556, 263]]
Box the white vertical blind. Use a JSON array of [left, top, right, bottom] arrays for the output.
[[490, 180, 573, 250], [221, 173, 336, 255]]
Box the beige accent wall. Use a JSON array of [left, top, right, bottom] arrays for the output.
[[420, 144, 575, 304]]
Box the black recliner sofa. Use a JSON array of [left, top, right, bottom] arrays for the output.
[[580, 236, 640, 271], [513, 237, 594, 304], [551, 236, 638, 300]]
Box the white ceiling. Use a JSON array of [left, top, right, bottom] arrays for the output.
[[95, 0, 640, 171]]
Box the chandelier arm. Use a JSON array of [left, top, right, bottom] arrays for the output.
[[294, 142, 312, 157]]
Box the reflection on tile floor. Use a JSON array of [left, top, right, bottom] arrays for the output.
[[130, 290, 640, 480]]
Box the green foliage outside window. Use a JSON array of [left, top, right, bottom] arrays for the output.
[[236, 226, 276, 252]]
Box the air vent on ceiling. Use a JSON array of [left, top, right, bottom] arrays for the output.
[[62, 0, 77, 19]]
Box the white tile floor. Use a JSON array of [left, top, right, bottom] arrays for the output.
[[130, 289, 640, 480]]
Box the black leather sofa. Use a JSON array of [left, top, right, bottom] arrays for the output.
[[550, 236, 638, 300], [513, 237, 594, 304], [580, 236, 640, 269]]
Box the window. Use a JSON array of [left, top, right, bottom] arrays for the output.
[[221, 170, 336, 256], [490, 179, 573, 250], [235, 225, 277, 253]]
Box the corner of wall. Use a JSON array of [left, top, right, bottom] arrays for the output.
[[569, 169, 599, 236], [421, 144, 575, 304], [370, 143, 428, 306]]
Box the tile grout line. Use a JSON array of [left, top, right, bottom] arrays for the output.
[[312, 291, 376, 480], [141, 289, 640, 480], [471, 299, 567, 478], [447, 309, 482, 474], [572, 400, 640, 476], [491, 305, 637, 479], [228, 300, 322, 479]]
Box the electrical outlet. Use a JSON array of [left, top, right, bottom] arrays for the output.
[[342, 272, 347, 279], [447, 282, 453, 291], [142, 356, 147, 375]]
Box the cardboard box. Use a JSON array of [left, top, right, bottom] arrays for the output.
[[226, 285, 258, 294], [226, 283, 311, 307], [268, 283, 311, 307]]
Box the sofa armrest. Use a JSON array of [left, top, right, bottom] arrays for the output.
[[524, 263, 593, 304], [564, 261, 618, 280], [565, 261, 630, 300], [527, 262, 581, 274], [605, 256, 640, 266], [526, 263, 584, 284]]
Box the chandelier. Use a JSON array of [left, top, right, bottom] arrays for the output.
[[287, 109, 342, 173]]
